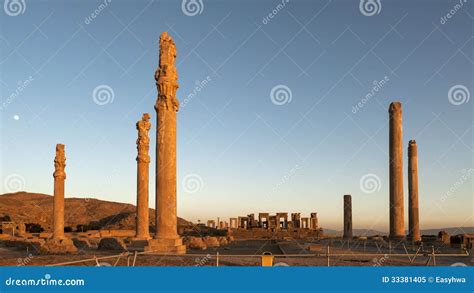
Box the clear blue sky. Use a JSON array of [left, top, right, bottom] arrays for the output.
[[1, 0, 472, 231]]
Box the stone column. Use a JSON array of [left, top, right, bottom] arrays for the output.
[[135, 113, 151, 240], [389, 102, 404, 239], [146, 32, 185, 253], [407, 140, 421, 242], [41, 144, 77, 254], [53, 144, 66, 240], [343, 195, 352, 239], [310, 212, 318, 230]]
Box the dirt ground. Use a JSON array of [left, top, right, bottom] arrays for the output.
[[0, 239, 471, 267]]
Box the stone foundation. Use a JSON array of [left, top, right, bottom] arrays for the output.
[[144, 237, 186, 254]]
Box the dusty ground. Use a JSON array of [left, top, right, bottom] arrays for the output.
[[0, 239, 471, 267]]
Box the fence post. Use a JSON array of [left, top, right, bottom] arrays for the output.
[[216, 252, 219, 267], [132, 251, 138, 267], [326, 245, 330, 267]]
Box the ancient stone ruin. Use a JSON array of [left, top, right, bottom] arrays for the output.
[[144, 32, 185, 254], [41, 144, 77, 254], [207, 212, 322, 239]]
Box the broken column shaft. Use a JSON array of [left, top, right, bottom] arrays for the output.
[[343, 194, 352, 239], [389, 102, 404, 239], [407, 140, 421, 242]]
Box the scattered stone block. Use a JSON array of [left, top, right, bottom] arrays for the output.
[[72, 238, 92, 249], [203, 236, 220, 248], [217, 236, 228, 246], [184, 237, 207, 250], [40, 238, 77, 254], [98, 237, 127, 251]]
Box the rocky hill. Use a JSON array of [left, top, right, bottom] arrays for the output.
[[0, 192, 192, 231]]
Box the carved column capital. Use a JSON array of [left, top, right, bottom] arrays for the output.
[[53, 144, 66, 179], [155, 32, 180, 113], [136, 113, 151, 163]]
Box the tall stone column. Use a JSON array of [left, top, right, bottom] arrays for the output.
[[145, 32, 185, 253], [389, 102, 404, 239], [343, 195, 352, 239], [53, 144, 66, 240], [407, 140, 421, 242], [40, 144, 77, 254], [135, 113, 151, 240]]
